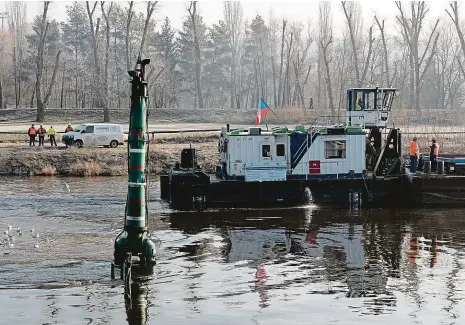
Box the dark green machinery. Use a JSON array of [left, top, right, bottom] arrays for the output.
[[112, 56, 156, 287]]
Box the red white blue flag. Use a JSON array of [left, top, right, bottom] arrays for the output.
[[255, 98, 271, 126]]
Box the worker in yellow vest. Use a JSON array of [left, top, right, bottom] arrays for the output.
[[409, 137, 419, 173], [47, 126, 57, 146]]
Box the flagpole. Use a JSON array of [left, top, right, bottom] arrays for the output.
[[269, 107, 288, 131], [259, 97, 288, 130]]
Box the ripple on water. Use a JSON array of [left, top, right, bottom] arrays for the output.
[[2, 177, 465, 324]]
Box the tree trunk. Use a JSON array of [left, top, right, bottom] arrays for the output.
[[13, 46, 18, 108], [35, 2, 50, 122], [360, 26, 373, 84], [375, 16, 390, 86], [139, 2, 157, 58], [447, 3, 465, 79], [323, 54, 335, 117], [125, 1, 134, 71], [101, 1, 113, 122], [0, 76, 4, 109], [277, 20, 286, 108], [18, 48, 22, 107], [37, 50, 62, 122], [60, 61, 66, 108], [188, 1, 204, 108], [271, 54, 277, 107], [75, 47, 78, 108], [341, 1, 360, 85]]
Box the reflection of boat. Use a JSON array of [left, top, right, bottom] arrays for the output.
[[168, 207, 405, 299]]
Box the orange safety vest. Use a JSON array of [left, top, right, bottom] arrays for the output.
[[432, 143, 439, 156], [409, 141, 419, 156], [38, 127, 46, 135], [28, 127, 36, 135]]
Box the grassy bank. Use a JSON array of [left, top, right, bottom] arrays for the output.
[[0, 132, 218, 177], [1, 127, 463, 177]]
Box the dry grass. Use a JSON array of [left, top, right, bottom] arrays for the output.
[[69, 162, 102, 176], [38, 165, 57, 176], [152, 131, 218, 144], [0, 131, 218, 177], [402, 126, 465, 155]]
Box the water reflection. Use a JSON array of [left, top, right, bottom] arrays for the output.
[[125, 266, 152, 325], [4, 177, 465, 323], [167, 207, 414, 313]]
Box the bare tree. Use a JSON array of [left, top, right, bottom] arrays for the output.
[[7, 2, 27, 108], [446, 2, 465, 78], [396, 2, 440, 111], [35, 1, 62, 122], [187, 1, 204, 108], [139, 1, 157, 57], [277, 20, 286, 108], [374, 15, 390, 86], [86, 1, 111, 122], [100, 1, 113, 121], [224, 1, 242, 109], [318, 2, 335, 118], [125, 1, 134, 70], [341, 1, 374, 86]]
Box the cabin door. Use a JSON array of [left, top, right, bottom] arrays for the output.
[[275, 135, 288, 170]]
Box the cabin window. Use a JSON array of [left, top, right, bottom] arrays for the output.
[[276, 144, 285, 157], [262, 144, 271, 158], [325, 140, 346, 159]]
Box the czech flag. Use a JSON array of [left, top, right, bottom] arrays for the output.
[[255, 98, 270, 126]]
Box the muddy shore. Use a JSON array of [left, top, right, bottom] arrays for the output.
[[0, 133, 218, 177]]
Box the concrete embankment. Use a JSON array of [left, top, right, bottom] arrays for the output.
[[0, 133, 218, 177]]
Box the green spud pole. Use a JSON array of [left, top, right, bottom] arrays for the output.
[[114, 56, 156, 268]]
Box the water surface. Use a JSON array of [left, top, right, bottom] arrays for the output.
[[1, 176, 465, 324]]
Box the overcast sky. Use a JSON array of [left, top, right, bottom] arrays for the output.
[[2, 0, 452, 34]]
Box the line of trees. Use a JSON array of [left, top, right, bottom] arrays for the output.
[[0, 1, 464, 122]]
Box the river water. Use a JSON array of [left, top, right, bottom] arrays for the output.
[[1, 177, 465, 325]]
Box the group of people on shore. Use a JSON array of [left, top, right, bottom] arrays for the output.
[[409, 137, 439, 173], [27, 124, 74, 147]]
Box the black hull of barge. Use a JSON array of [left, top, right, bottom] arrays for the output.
[[405, 175, 465, 206], [161, 172, 465, 210], [161, 173, 406, 210]]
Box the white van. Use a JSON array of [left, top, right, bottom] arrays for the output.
[[63, 123, 124, 148]]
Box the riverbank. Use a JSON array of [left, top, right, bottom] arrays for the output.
[[0, 132, 218, 176], [1, 127, 464, 177]]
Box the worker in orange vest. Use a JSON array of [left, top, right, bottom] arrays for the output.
[[430, 138, 439, 172], [65, 124, 73, 132], [27, 124, 36, 146], [37, 124, 46, 146], [409, 136, 420, 173]]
